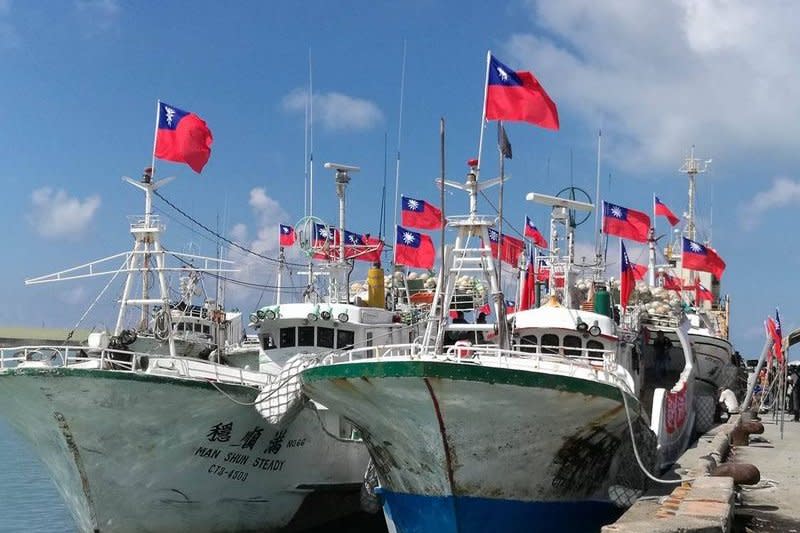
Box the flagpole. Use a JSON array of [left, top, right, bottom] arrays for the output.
[[150, 100, 160, 182], [496, 121, 505, 298], [593, 129, 602, 261], [439, 118, 446, 332], [389, 41, 407, 311], [476, 50, 491, 176], [648, 194, 656, 286]]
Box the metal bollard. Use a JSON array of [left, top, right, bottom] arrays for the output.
[[711, 462, 761, 485]]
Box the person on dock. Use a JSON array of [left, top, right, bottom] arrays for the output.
[[790, 367, 800, 422], [717, 387, 739, 422], [653, 330, 673, 379]]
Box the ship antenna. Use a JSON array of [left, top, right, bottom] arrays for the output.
[[389, 40, 407, 311], [593, 129, 602, 262], [679, 145, 711, 242]]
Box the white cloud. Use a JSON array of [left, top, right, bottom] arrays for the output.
[[29, 187, 101, 238], [508, 0, 800, 169], [282, 88, 383, 131], [223, 187, 306, 307], [75, 0, 120, 35], [739, 177, 800, 229], [60, 286, 87, 305], [0, 0, 19, 49]]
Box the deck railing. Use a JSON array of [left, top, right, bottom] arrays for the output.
[[0, 345, 268, 388], [319, 342, 634, 392]]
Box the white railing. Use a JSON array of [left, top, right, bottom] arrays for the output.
[[319, 342, 633, 392], [0, 345, 268, 388]]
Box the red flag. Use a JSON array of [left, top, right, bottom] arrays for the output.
[[154, 101, 213, 173], [401, 196, 443, 230], [767, 317, 784, 364], [631, 263, 648, 281], [682, 237, 726, 279], [485, 55, 559, 130], [536, 258, 550, 282], [662, 272, 682, 292], [620, 242, 635, 310], [279, 224, 295, 247], [487, 228, 524, 265], [695, 282, 713, 302], [654, 196, 680, 226], [519, 251, 536, 311], [524, 216, 548, 249], [478, 303, 491, 316], [602, 201, 650, 243], [395, 226, 435, 269]]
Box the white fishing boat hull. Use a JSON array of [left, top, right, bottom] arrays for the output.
[[302, 358, 656, 533], [689, 332, 735, 391], [0, 367, 367, 533]]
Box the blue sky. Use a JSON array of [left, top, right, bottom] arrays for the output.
[[1, 0, 797, 360]]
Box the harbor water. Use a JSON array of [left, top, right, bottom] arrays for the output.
[[0, 420, 74, 532]]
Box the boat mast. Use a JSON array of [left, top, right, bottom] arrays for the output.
[[679, 146, 711, 243], [324, 162, 359, 304], [118, 167, 177, 357]]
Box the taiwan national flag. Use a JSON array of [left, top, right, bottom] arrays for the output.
[[654, 196, 680, 226], [524, 216, 548, 249], [695, 282, 713, 302], [154, 101, 213, 173], [536, 258, 550, 282], [631, 263, 648, 281], [620, 242, 635, 310], [395, 225, 435, 269], [519, 250, 536, 311], [505, 299, 516, 315], [487, 228, 524, 266], [401, 195, 443, 230], [337, 230, 384, 263], [662, 272, 682, 292], [602, 201, 650, 243], [485, 54, 559, 130], [312, 223, 334, 246], [682, 237, 726, 279], [279, 224, 295, 247], [768, 310, 784, 363]]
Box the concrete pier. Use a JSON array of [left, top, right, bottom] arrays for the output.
[[604, 411, 800, 533]]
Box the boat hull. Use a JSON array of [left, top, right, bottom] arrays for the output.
[[0, 367, 367, 533], [690, 333, 735, 390], [302, 360, 656, 533]]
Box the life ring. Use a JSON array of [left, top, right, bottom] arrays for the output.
[[454, 340, 473, 359]]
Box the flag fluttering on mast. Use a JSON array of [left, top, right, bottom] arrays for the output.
[[484, 55, 559, 130], [154, 101, 213, 173]]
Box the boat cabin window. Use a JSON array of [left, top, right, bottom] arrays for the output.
[[261, 332, 276, 351], [317, 327, 335, 349], [520, 335, 538, 354], [202, 324, 210, 335], [279, 327, 295, 348], [586, 339, 604, 355], [337, 329, 355, 350], [366, 332, 373, 347], [563, 335, 582, 357], [541, 334, 559, 354], [298, 326, 315, 347]]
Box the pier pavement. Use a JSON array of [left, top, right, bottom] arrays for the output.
[[606, 411, 800, 533]]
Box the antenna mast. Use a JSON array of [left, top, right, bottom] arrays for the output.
[[679, 146, 711, 242]]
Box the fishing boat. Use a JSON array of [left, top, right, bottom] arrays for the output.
[[299, 160, 696, 533], [655, 149, 737, 432], [0, 169, 369, 533]]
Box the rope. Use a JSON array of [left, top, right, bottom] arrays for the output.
[[617, 383, 696, 485], [308, 402, 357, 443], [154, 190, 307, 268]]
